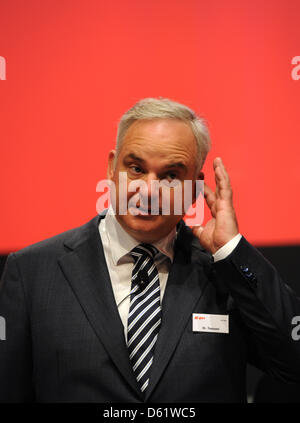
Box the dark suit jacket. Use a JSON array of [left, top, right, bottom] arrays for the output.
[[1, 213, 300, 402]]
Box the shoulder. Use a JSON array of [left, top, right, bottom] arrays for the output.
[[13, 215, 102, 263]]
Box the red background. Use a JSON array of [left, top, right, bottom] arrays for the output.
[[1, 0, 300, 253]]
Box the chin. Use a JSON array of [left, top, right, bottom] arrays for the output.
[[120, 214, 169, 241], [121, 213, 181, 243]]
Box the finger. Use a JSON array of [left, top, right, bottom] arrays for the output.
[[213, 157, 229, 182], [204, 183, 216, 210], [215, 167, 232, 201], [213, 158, 232, 201], [204, 183, 217, 218]]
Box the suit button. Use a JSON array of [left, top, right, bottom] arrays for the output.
[[240, 265, 249, 273], [240, 265, 257, 286]]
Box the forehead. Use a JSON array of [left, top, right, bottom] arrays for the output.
[[120, 119, 198, 161]]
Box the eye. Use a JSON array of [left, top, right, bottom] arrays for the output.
[[129, 165, 144, 175], [165, 172, 178, 181]]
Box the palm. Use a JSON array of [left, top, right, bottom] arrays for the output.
[[192, 158, 239, 254]]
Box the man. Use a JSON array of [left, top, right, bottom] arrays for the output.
[[0, 97, 300, 402]]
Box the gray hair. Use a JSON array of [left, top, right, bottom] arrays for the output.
[[115, 97, 211, 171]]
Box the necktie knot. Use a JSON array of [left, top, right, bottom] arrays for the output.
[[130, 243, 159, 262]]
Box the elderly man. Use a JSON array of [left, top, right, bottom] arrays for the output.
[[0, 98, 300, 402]]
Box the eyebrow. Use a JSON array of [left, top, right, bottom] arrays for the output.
[[124, 153, 146, 164], [165, 162, 187, 170], [124, 153, 187, 171]]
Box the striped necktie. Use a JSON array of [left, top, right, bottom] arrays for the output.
[[127, 243, 162, 393]]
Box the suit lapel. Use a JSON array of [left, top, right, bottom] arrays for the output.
[[58, 214, 143, 400], [144, 223, 212, 401], [58, 214, 212, 402]]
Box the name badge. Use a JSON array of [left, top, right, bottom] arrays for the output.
[[192, 313, 229, 334]]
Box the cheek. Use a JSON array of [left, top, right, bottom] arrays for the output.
[[182, 182, 197, 205], [167, 187, 186, 213]]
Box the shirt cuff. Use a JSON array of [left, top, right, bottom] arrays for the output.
[[212, 233, 242, 262]]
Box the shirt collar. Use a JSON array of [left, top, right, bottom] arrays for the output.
[[101, 206, 176, 265]]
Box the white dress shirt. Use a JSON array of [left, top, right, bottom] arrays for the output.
[[99, 207, 242, 342]]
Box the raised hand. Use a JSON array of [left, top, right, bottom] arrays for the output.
[[192, 157, 239, 254]]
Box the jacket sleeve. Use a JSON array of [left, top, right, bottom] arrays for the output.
[[213, 236, 300, 383], [0, 253, 35, 402]]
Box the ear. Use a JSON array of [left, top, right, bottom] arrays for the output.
[[107, 150, 116, 180], [192, 171, 204, 203]]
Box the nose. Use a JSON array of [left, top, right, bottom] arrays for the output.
[[139, 172, 160, 207]]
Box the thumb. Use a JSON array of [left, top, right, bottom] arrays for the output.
[[192, 225, 204, 240]]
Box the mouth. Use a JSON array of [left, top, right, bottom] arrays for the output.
[[128, 206, 162, 216]]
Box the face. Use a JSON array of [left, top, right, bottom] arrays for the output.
[[107, 119, 203, 243]]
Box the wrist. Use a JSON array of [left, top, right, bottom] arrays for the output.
[[213, 233, 242, 262]]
